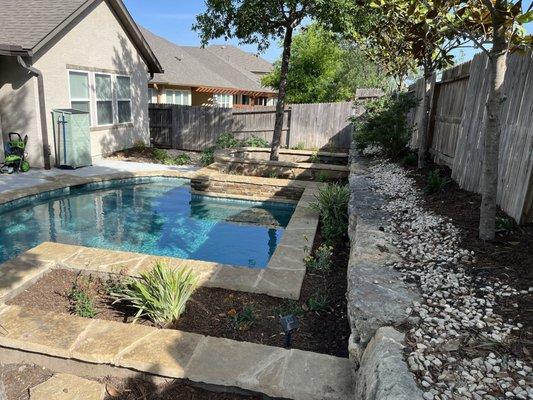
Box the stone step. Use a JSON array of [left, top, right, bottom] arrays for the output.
[[30, 373, 105, 400], [0, 305, 354, 400]]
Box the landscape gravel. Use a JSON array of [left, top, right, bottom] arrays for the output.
[[367, 160, 533, 400]]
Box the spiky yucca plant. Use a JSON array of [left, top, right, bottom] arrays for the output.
[[113, 262, 199, 327]]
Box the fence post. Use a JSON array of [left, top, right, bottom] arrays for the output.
[[285, 107, 292, 148]]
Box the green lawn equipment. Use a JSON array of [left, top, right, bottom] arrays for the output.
[[1, 132, 30, 174]]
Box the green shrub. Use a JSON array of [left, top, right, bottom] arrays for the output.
[[309, 152, 320, 163], [216, 132, 241, 149], [152, 148, 169, 163], [228, 306, 257, 331], [112, 262, 199, 326], [401, 152, 418, 166], [201, 148, 215, 166], [132, 140, 147, 151], [496, 216, 514, 232], [304, 244, 334, 272], [308, 291, 330, 312], [354, 93, 418, 159], [310, 183, 350, 243], [425, 169, 450, 194], [291, 142, 305, 150], [172, 153, 191, 165], [316, 171, 329, 182], [243, 135, 269, 148], [69, 286, 96, 318]]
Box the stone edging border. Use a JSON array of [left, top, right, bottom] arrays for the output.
[[0, 170, 320, 300], [0, 303, 354, 400], [347, 152, 424, 400]]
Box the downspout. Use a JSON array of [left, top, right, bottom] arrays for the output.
[[16, 56, 51, 169]]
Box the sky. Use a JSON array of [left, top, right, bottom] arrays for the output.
[[124, 0, 533, 65]]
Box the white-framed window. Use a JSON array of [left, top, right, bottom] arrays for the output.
[[214, 93, 232, 108], [68, 71, 91, 121], [95, 73, 113, 125], [165, 89, 190, 105], [117, 75, 132, 123]]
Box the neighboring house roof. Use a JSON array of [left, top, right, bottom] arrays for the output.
[[207, 45, 274, 75], [140, 28, 276, 95], [0, 0, 162, 73]]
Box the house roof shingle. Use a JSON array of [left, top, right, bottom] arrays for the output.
[[0, 0, 162, 73], [140, 28, 276, 94], [0, 0, 88, 50]]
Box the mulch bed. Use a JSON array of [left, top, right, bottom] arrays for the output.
[[108, 147, 203, 166], [9, 227, 350, 357], [404, 161, 533, 347]]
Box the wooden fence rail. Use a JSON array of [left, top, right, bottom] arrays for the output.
[[149, 101, 363, 152], [408, 49, 533, 224]]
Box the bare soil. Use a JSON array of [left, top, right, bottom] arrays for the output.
[[404, 161, 533, 353], [9, 228, 350, 357]]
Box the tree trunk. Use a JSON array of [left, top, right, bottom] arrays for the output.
[[270, 25, 293, 161], [479, 5, 507, 241], [417, 69, 432, 169]]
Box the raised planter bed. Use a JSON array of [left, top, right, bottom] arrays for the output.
[[212, 148, 349, 182]]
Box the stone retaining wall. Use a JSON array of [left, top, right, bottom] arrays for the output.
[[347, 149, 423, 400], [190, 172, 307, 202], [212, 148, 350, 181]]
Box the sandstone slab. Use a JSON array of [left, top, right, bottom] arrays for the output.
[[30, 373, 104, 400], [116, 329, 203, 378], [0, 305, 90, 358], [70, 319, 154, 364]]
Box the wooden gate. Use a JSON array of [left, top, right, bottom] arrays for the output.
[[148, 106, 173, 148]]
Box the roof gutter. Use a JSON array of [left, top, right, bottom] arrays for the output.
[[16, 56, 51, 170]]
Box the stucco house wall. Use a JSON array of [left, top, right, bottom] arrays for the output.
[[31, 0, 150, 165], [0, 56, 42, 166]]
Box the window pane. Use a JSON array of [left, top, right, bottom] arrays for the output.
[[118, 101, 131, 123], [166, 90, 174, 104], [97, 101, 113, 125], [95, 74, 112, 99], [69, 72, 89, 99], [71, 101, 90, 113], [117, 76, 131, 99]]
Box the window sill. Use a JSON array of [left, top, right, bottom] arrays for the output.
[[90, 122, 133, 132]]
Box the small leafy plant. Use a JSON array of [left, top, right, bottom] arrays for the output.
[[309, 152, 320, 163], [201, 148, 215, 165], [310, 183, 350, 244], [291, 142, 305, 150], [112, 262, 199, 326], [132, 140, 146, 151], [425, 169, 450, 194], [172, 153, 191, 165], [316, 171, 329, 182], [69, 286, 96, 318], [401, 152, 418, 166], [243, 135, 269, 148], [228, 306, 257, 331], [496, 216, 514, 232], [307, 291, 330, 312], [275, 300, 305, 317], [152, 148, 169, 164], [216, 132, 241, 149], [304, 244, 334, 272]]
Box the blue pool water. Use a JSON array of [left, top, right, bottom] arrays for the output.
[[0, 179, 295, 268]]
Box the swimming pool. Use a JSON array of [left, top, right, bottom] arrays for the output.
[[0, 178, 295, 268]]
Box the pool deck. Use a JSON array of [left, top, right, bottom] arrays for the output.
[[0, 163, 354, 400]]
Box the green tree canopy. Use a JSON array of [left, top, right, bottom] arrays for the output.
[[262, 24, 391, 103]]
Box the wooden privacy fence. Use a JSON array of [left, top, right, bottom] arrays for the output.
[[408, 49, 533, 223], [149, 101, 362, 152]]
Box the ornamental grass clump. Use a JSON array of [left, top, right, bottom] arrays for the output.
[[310, 183, 350, 244], [112, 262, 199, 327]]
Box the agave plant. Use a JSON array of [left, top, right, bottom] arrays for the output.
[[112, 262, 199, 327]]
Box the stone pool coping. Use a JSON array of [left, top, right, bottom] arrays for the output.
[[0, 304, 354, 400], [0, 169, 320, 300]]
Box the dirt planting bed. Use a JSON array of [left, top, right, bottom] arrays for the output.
[[9, 228, 350, 357]]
